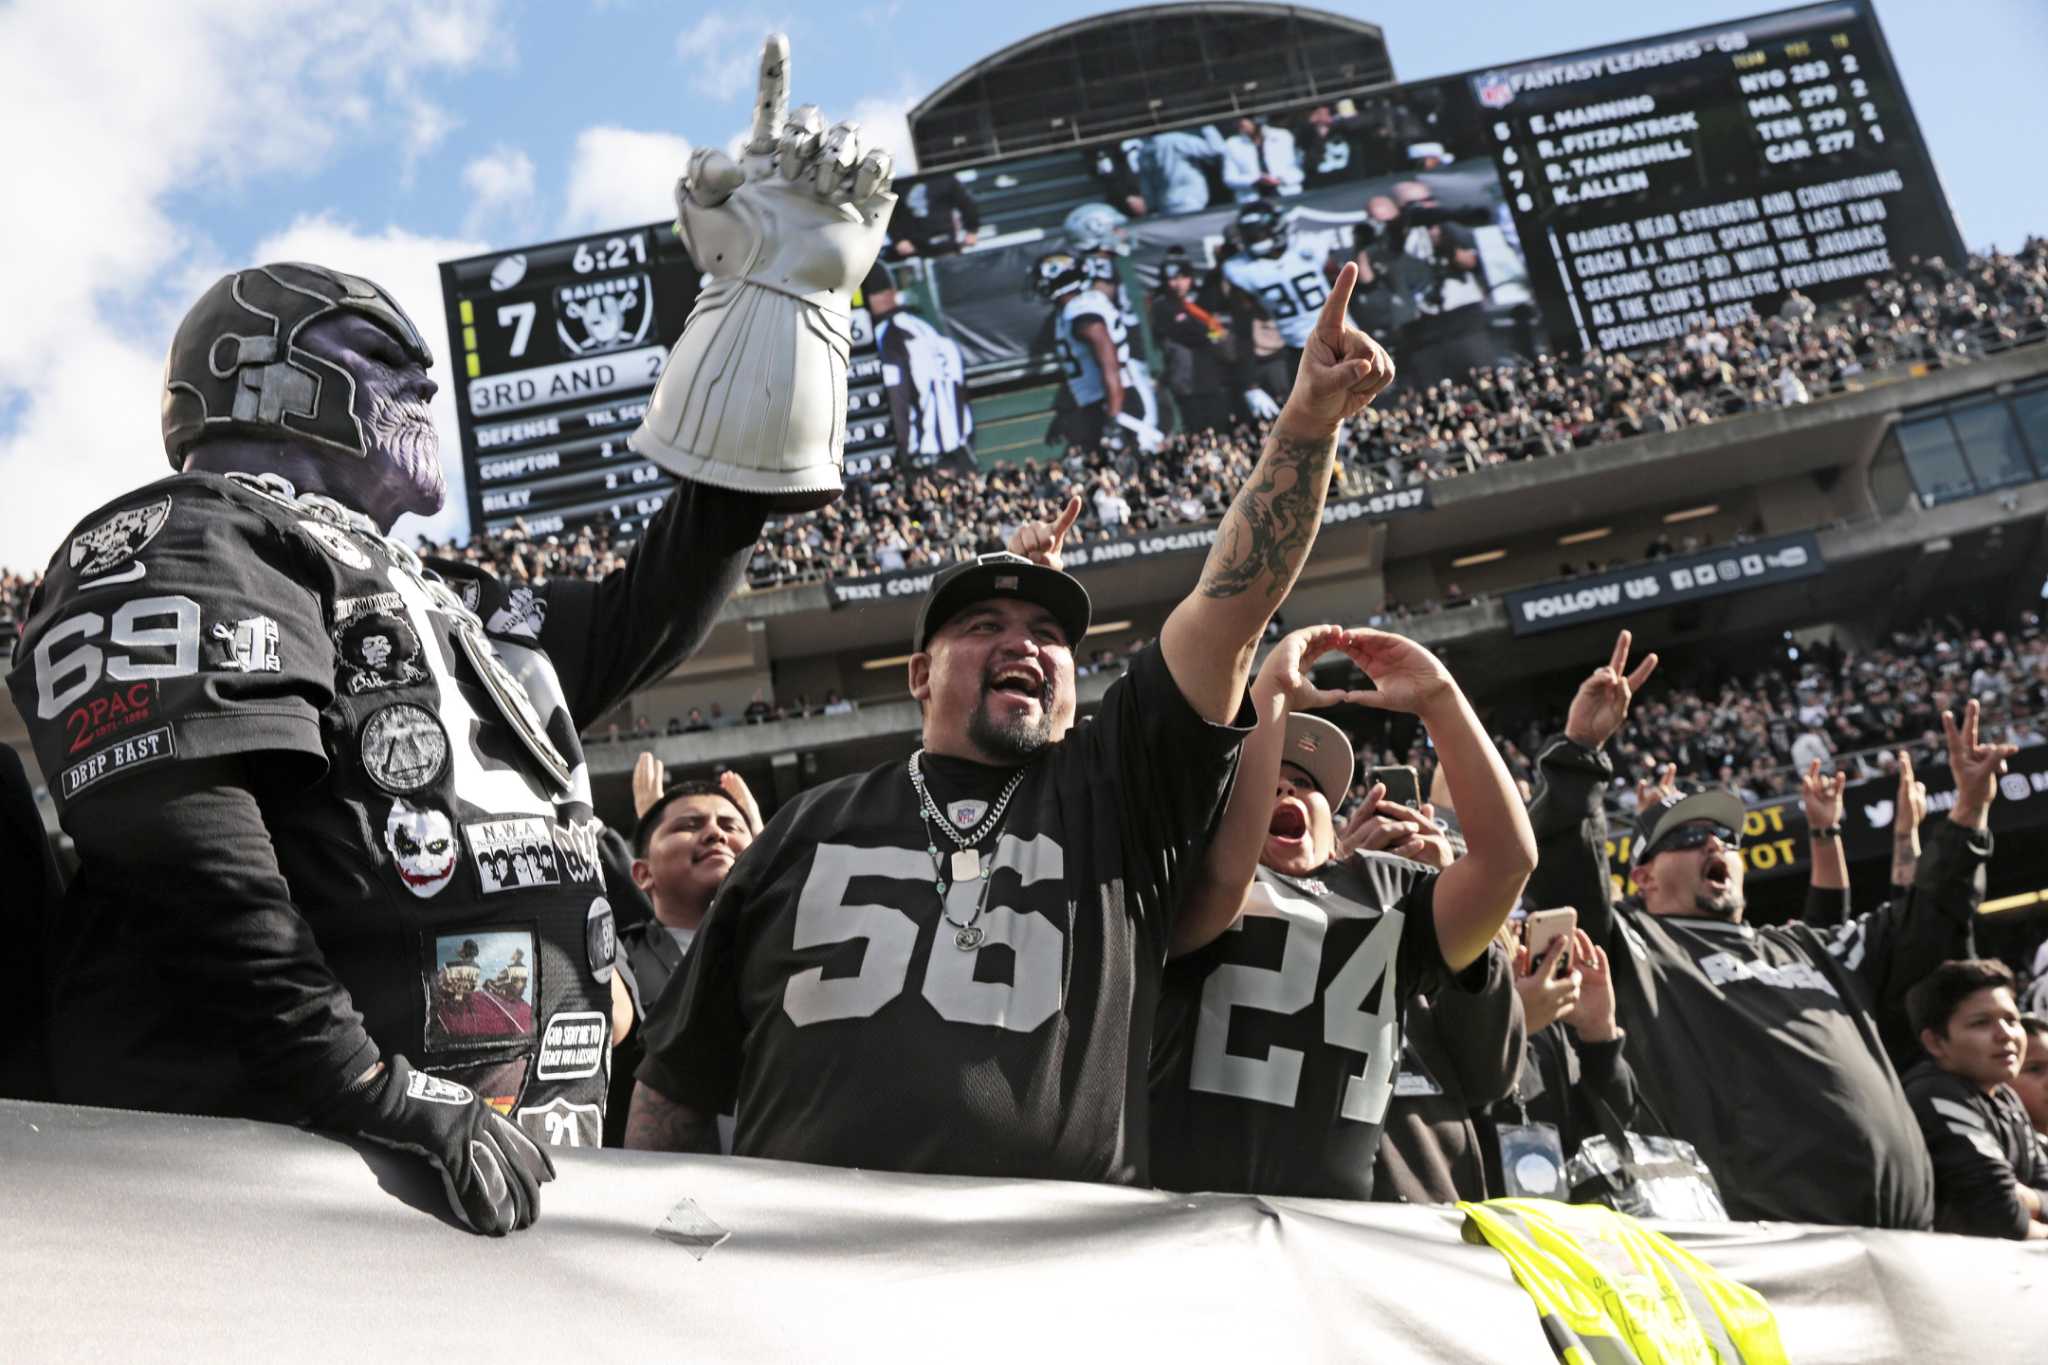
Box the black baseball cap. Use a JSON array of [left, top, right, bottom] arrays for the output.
[[1632, 789, 1747, 866], [913, 551, 1092, 652]]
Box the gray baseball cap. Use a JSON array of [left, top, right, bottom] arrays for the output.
[[1280, 713, 1355, 803]]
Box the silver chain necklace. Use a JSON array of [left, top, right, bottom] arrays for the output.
[[908, 750, 1027, 951]]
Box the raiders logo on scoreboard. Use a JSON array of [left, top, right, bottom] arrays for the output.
[[555, 273, 654, 357]]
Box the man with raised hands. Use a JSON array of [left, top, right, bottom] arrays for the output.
[[1148, 624, 1536, 1198], [629, 264, 1397, 1181], [1526, 629, 2002, 1228]]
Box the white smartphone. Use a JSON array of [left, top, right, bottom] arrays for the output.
[[1522, 908, 1578, 978]]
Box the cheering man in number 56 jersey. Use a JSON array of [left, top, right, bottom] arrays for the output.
[[1150, 625, 1535, 1198], [629, 264, 1397, 1181]]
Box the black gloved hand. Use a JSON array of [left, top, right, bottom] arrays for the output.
[[327, 1054, 555, 1235]]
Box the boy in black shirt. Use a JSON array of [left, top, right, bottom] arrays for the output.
[[1903, 959, 2048, 1239]]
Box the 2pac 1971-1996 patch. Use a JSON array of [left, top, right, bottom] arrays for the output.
[[69, 498, 171, 578], [332, 593, 427, 693], [425, 929, 537, 1051], [465, 817, 562, 894], [63, 681, 155, 755], [484, 585, 548, 641], [384, 798, 457, 898], [357, 702, 448, 794], [298, 519, 372, 571], [206, 616, 280, 673]]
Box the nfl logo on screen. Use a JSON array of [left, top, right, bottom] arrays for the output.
[[1477, 74, 1514, 109]]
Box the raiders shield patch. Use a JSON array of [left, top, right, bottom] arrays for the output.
[[299, 519, 372, 571], [485, 585, 548, 641], [69, 498, 171, 578], [358, 702, 449, 793]]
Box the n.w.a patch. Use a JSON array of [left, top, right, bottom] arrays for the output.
[[69, 498, 171, 578]]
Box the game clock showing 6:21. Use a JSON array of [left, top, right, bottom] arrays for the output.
[[437, 224, 705, 539]]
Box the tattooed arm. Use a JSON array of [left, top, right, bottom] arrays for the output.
[[1159, 261, 1395, 721], [623, 1080, 720, 1153]]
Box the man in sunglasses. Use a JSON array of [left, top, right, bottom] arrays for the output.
[[1523, 631, 2003, 1229]]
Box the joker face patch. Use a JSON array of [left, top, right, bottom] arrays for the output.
[[384, 798, 457, 898]]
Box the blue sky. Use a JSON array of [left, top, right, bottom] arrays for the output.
[[1, 0, 2042, 569]]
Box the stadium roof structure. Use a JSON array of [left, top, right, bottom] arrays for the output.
[[907, 3, 1394, 171]]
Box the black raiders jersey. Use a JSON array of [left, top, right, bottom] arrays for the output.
[[636, 642, 1252, 1183], [1150, 853, 1457, 1199], [9, 471, 756, 1150]]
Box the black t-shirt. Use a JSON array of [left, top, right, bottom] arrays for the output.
[[1525, 735, 1980, 1230], [1903, 1059, 2048, 1239], [1605, 909, 1935, 1228], [8, 471, 759, 1146], [1150, 854, 1460, 1199], [637, 641, 1250, 1182]]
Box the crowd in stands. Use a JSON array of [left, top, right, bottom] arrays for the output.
[[2, 242, 2040, 624], [473, 240, 2048, 592], [1336, 612, 2048, 817]]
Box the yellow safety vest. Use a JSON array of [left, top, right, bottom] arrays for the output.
[[1458, 1199, 1786, 1365]]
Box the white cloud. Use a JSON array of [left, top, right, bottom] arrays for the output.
[[561, 127, 694, 232], [461, 145, 538, 239], [250, 215, 490, 547], [675, 13, 784, 103], [0, 0, 510, 569]]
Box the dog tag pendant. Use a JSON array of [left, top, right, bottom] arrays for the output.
[[954, 926, 985, 951], [951, 849, 980, 883]]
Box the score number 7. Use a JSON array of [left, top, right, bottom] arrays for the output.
[[1189, 889, 1402, 1123]]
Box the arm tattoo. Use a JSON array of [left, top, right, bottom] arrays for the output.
[[624, 1079, 719, 1153], [1197, 429, 1336, 601]]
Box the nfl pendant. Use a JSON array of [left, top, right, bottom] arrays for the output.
[[950, 848, 980, 883], [954, 925, 985, 951]]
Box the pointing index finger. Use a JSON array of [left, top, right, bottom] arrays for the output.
[[748, 33, 791, 155], [1050, 494, 1083, 548], [1315, 260, 1358, 345]]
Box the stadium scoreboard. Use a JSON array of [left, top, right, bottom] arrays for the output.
[[1470, 2, 1961, 353], [439, 224, 897, 541]]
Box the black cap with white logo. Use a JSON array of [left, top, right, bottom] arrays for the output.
[[1632, 789, 1747, 865], [913, 552, 1092, 652]]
